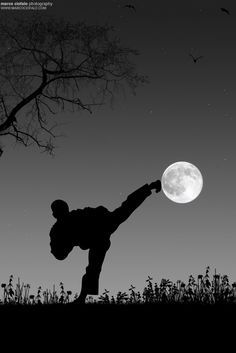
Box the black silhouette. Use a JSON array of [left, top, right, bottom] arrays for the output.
[[123, 4, 136, 12], [220, 7, 230, 15], [189, 53, 204, 63], [49, 180, 161, 304]]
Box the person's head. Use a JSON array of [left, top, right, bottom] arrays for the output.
[[51, 199, 69, 220]]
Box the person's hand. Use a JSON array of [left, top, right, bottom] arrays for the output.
[[149, 180, 162, 193]]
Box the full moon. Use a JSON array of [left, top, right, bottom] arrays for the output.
[[161, 161, 203, 203]]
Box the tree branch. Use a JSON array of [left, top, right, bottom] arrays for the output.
[[0, 15, 148, 156]]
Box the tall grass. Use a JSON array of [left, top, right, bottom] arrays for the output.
[[0, 275, 72, 305], [1, 266, 236, 305]]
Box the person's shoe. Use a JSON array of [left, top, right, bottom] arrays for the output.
[[150, 180, 162, 193], [68, 297, 86, 305]]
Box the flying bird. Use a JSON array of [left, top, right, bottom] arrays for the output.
[[189, 53, 204, 63], [220, 7, 230, 15], [123, 4, 136, 12]]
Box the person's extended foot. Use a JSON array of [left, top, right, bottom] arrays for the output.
[[149, 180, 162, 193]]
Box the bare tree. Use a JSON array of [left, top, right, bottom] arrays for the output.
[[0, 14, 148, 156]]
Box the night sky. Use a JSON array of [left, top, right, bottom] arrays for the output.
[[0, 0, 236, 298]]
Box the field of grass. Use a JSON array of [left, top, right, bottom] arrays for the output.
[[0, 266, 234, 344], [1, 266, 236, 305]]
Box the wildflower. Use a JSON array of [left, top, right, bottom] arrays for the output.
[[213, 275, 220, 279]]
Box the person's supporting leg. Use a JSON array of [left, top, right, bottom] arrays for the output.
[[75, 241, 111, 303]]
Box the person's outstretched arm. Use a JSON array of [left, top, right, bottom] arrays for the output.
[[111, 180, 161, 229]]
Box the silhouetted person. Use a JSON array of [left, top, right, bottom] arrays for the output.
[[49, 180, 161, 303]]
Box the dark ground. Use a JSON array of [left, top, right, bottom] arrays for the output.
[[0, 302, 234, 348]]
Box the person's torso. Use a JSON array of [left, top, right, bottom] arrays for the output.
[[67, 206, 112, 249]]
